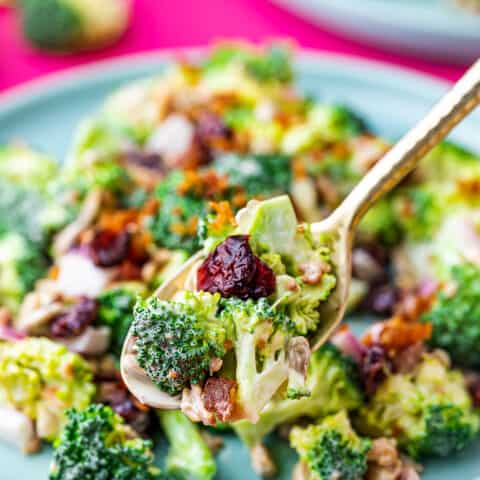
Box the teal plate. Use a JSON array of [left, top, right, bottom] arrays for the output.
[[272, 0, 480, 64], [1, 51, 480, 479]]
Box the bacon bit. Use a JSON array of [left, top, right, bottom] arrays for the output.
[[457, 177, 480, 198], [170, 216, 199, 236], [116, 261, 143, 281], [363, 316, 432, 354], [176, 170, 229, 199], [48, 265, 60, 280], [202, 377, 237, 422], [292, 157, 307, 179], [167, 370, 179, 380], [232, 191, 248, 208], [98, 209, 139, 233], [395, 285, 438, 322], [208, 201, 237, 233]]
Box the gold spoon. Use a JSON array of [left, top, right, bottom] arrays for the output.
[[121, 59, 480, 409]]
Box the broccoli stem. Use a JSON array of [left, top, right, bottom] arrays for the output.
[[157, 410, 216, 480]]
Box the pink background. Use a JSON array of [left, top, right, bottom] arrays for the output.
[[0, 0, 465, 92]]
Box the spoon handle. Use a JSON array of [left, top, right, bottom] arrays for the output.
[[333, 59, 480, 230]]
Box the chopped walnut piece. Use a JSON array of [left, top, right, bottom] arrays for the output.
[[250, 443, 277, 478], [181, 385, 216, 426], [298, 259, 330, 285]]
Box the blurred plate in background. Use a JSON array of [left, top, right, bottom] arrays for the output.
[[272, 0, 480, 64], [1, 50, 480, 479]]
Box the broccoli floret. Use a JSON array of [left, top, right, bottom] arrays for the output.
[[356, 353, 479, 459], [282, 105, 365, 155], [96, 283, 146, 358], [203, 43, 293, 84], [0, 338, 95, 442], [0, 232, 48, 312], [416, 142, 480, 184], [290, 411, 371, 480], [234, 343, 364, 448], [0, 144, 58, 193], [132, 292, 228, 396], [213, 152, 292, 197], [148, 171, 208, 254], [158, 410, 216, 480], [422, 263, 480, 368], [49, 404, 160, 480], [20, 0, 129, 52]]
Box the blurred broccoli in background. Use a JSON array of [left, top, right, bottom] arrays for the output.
[[0, 338, 94, 443], [0, 144, 58, 193], [422, 263, 480, 369], [356, 353, 479, 459], [50, 404, 160, 480], [96, 283, 146, 358], [19, 0, 130, 53], [0, 232, 48, 312], [290, 410, 371, 480], [202, 43, 293, 84], [158, 410, 216, 480], [213, 153, 292, 198]]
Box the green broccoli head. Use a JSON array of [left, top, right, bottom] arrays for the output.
[[356, 352, 479, 459], [212, 152, 292, 198], [132, 292, 228, 396], [290, 410, 371, 480], [148, 171, 209, 254], [203, 43, 293, 84], [422, 263, 480, 369], [96, 282, 146, 358], [234, 343, 364, 447], [0, 232, 48, 312], [0, 337, 95, 441], [20, 0, 128, 52], [0, 144, 58, 193], [158, 410, 216, 480], [49, 404, 160, 480], [416, 141, 480, 184]]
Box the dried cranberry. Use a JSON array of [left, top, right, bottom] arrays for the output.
[[197, 235, 275, 299], [363, 285, 399, 316], [125, 149, 164, 171], [361, 344, 391, 396], [89, 229, 131, 267], [99, 381, 152, 434], [50, 297, 97, 338], [196, 111, 233, 145]]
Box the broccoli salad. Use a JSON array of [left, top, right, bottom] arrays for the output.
[[0, 42, 479, 480], [129, 195, 337, 424]]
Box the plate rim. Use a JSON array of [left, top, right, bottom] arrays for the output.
[[271, 0, 480, 39]]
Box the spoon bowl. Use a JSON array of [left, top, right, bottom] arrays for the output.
[[121, 59, 480, 410]]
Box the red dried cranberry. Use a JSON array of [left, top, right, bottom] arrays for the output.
[[50, 297, 97, 338], [125, 149, 164, 171], [99, 381, 152, 434], [89, 229, 131, 267], [196, 111, 233, 145], [361, 344, 391, 396], [197, 235, 275, 299], [363, 285, 399, 316]]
